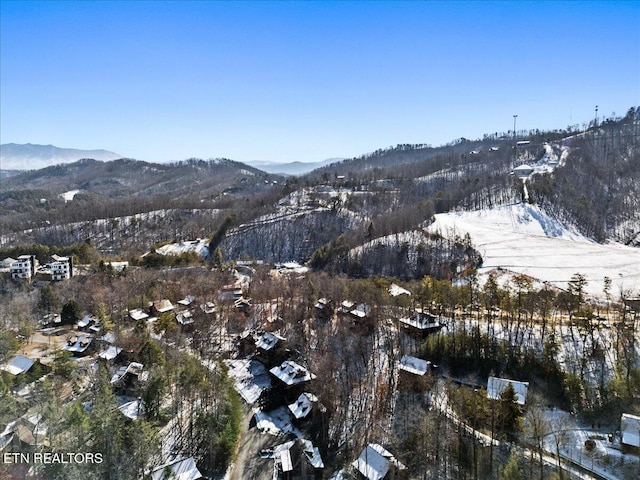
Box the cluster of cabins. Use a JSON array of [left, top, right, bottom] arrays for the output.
[[1, 254, 73, 282], [227, 330, 424, 478], [226, 329, 324, 479], [2, 263, 638, 478]]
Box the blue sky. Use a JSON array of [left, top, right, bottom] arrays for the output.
[[1, 1, 638, 164]]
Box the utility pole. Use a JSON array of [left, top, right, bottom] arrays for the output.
[[513, 114, 518, 163]]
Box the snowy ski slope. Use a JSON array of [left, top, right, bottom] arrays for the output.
[[429, 203, 640, 297]]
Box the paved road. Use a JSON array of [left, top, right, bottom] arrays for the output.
[[227, 407, 277, 480]]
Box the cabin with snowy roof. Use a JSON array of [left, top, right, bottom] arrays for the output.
[[511, 164, 534, 178], [399, 309, 443, 335], [270, 361, 316, 390], [398, 355, 432, 391], [63, 334, 94, 357], [314, 297, 334, 321], [352, 443, 406, 480], [621, 413, 640, 450], [487, 377, 528, 405], [255, 331, 287, 367], [288, 392, 318, 422], [110, 362, 148, 396], [2, 355, 35, 376], [149, 457, 203, 480], [150, 299, 174, 315], [267, 438, 324, 480]]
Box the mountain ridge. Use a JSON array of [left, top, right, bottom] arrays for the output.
[[0, 143, 123, 170]]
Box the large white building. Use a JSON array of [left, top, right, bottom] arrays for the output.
[[11, 255, 37, 280], [50, 254, 72, 281]]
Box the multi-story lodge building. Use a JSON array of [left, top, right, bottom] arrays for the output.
[[50, 254, 73, 281], [7, 254, 73, 282], [10, 255, 38, 280]]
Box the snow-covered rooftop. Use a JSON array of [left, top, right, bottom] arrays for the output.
[[77, 315, 92, 328], [177, 295, 195, 306], [352, 444, 406, 480], [110, 362, 145, 384], [268, 439, 325, 471], [487, 377, 529, 405], [152, 299, 174, 313], [388, 283, 411, 297], [399, 310, 441, 330], [399, 355, 430, 376], [149, 457, 202, 480], [621, 413, 640, 448], [255, 331, 285, 351], [270, 360, 316, 386], [129, 308, 149, 321], [63, 335, 93, 354], [118, 399, 145, 420], [2, 355, 35, 375], [224, 359, 272, 404], [176, 310, 194, 325], [98, 346, 122, 361], [288, 392, 318, 419], [254, 406, 302, 437]]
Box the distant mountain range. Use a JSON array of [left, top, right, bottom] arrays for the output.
[[0, 143, 343, 176], [0, 143, 122, 170], [245, 158, 344, 176]]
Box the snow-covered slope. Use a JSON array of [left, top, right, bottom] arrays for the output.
[[428, 203, 640, 297], [155, 238, 210, 257]]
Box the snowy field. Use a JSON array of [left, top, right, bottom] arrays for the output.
[[429, 203, 640, 297]]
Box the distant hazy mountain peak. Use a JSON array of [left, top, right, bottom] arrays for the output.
[[245, 157, 344, 175], [0, 143, 122, 171]]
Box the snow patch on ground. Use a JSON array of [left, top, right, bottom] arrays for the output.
[[60, 190, 80, 201], [428, 203, 640, 297], [155, 238, 210, 257]]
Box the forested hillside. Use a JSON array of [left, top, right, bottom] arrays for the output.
[[529, 107, 640, 245], [1, 108, 638, 274]]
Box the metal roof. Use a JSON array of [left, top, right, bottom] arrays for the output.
[[487, 377, 528, 405], [399, 355, 430, 376], [2, 355, 35, 375]]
